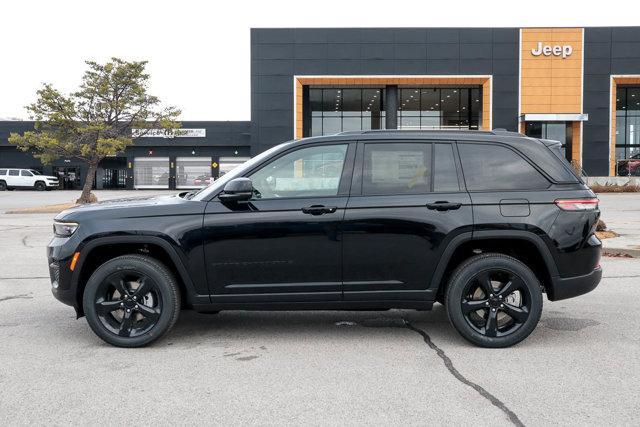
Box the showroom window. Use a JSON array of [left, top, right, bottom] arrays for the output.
[[176, 157, 212, 188], [309, 88, 386, 136], [134, 157, 169, 189], [615, 87, 640, 176], [219, 157, 251, 177], [398, 87, 481, 130]]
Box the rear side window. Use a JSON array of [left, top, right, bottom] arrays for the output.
[[8, 170, 19, 176], [458, 143, 549, 191], [434, 143, 460, 192], [363, 143, 431, 195], [0, 169, 6, 175]]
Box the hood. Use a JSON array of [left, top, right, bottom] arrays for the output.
[[55, 194, 184, 221]]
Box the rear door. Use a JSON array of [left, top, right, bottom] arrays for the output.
[[341, 140, 473, 302], [6, 170, 20, 186]]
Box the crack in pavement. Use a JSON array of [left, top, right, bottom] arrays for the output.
[[403, 320, 525, 427], [0, 294, 33, 302]]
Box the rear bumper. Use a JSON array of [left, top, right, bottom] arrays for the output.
[[548, 266, 602, 301]]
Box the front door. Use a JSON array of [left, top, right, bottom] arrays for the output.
[[342, 141, 473, 301], [202, 142, 355, 303]]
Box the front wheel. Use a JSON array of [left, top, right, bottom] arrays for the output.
[[83, 255, 181, 347], [34, 181, 46, 191], [445, 253, 543, 348]]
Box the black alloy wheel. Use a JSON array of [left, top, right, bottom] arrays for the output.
[[460, 269, 531, 338], [446, 253, 543, 348], [94, 271, 163, 338], [0, 181, 6, 191], [83, 255, 180, 347], [35, 181, 46, 191]]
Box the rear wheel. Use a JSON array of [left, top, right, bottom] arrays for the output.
[[0, 181, 6, 191], [83, 255, 181, 347], [445, 253, 543, 348], [34, 181, 46, 191]]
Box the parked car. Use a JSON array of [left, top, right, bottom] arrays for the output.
[[193, 175, 212, 186], [47, 129, 601, 348], [616, 152, 640, 176], [0, 168, 59, 191]]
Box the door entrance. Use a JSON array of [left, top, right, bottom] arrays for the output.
[[53, 167, 81, 190], [524, 121, 572, 161]]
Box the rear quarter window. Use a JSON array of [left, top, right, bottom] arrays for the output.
[[0, 169, 6, 175], [458, 143, 550, 191]]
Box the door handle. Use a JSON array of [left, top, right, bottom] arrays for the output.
[[426, 201, 462, 211], [302, 205, 337, 215]]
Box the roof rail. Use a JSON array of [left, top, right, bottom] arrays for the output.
[[337, 129, 497, 136], [337, 129, 527, 137]]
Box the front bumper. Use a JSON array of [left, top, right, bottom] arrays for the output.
[[47, 244, 78, 309], [548, 266, 602, 301]]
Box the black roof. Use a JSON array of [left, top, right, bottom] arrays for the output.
[[296, 129, 528, 145], [294, 129, 580, 184]]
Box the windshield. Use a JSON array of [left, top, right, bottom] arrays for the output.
[[30, 170, 42, 175], [191, 141, 294, 201]]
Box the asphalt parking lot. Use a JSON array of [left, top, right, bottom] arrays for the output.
[[1, 191, 639, 425]]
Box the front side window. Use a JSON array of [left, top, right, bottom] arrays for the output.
[[21, 170, 33, 177], [250, 144, 348, 199], [458, 143, 549, 191], [363, 143, 431, 196]]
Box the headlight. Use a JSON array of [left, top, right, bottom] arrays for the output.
[[53, 221, 78, 237]]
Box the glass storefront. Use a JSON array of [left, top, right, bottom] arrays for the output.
[[309, 88, 385, 136], [176, 157, 212, 188], [615, 87, 640, 176], [398, 87, 481, 130], [134, 157, 169, 189], [219, 157, 251, 177], [524, 122, 572, 161]]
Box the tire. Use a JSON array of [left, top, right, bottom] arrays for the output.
[[445, 253, 543, 348], [0, 181, 6, 191], [83, 254, 181, 348], [34, 181, 46, 191]]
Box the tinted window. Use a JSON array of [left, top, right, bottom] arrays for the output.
[[363, 143, 431, 195], [459, 144, 549, 191], [8, 170, 19, 176], [250, 144, 347, 199], [0, 169, 6, 175], [434, 144, 459, 192], [21, 170, 33, 176]]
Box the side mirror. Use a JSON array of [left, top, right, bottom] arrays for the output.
[[219, 177, 253, 202]]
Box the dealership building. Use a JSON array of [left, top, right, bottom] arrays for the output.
[[2, 26, 640, 189]]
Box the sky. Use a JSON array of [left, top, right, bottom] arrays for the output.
[[1, 0, 638, 121]]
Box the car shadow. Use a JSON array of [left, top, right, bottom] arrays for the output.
[[164, 304, 454, 346]]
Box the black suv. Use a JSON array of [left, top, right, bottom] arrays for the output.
[[48, 130, 602, 348]]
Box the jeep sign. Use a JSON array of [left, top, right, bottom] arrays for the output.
[[531, 42, 573, 58]]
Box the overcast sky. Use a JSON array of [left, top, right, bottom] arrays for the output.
[[0, 0, 637, 121]]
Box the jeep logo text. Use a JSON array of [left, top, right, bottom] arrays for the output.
[[531, 42, 573, 58]]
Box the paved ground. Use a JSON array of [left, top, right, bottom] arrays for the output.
[[597, 192, 640, 255], [0, 191, 639, 425]]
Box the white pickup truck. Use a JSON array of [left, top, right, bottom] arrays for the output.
[[0, 168, 59, 191]]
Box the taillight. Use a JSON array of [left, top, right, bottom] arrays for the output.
[[555, 198, 599, 211]]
